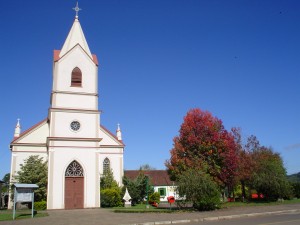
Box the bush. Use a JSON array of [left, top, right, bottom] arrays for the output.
[[292, 182, 300, 198], [176, 169, 221, 211], [149, 192, 160, 204], [34, 201, 47, 210], [100, 188, 123, 207]]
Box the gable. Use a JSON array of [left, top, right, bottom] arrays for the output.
[[99, 125, 124, 146], [11, 119, 49, 145]]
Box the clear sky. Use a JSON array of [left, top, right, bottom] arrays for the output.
[[1, 0, 300, 179]]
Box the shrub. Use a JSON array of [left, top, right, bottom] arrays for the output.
[[34, 201, 47, 210], [176, 169, 221, 211], [149, 192, 160, 204], [292, 182, 300, 198], [100, 188, 123, 207]]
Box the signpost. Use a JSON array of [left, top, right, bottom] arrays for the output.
[[13, 184, 39, 220]]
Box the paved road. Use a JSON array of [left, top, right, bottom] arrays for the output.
[[0, 203, 300, 225], [187, 211, 300, 225]]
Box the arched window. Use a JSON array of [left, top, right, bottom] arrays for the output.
[[65, 160, 84, 177], [71, 67, 82, 87], [103, 158, 110, 175]]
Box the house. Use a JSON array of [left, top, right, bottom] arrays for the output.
[[124, 170, 177, 202]]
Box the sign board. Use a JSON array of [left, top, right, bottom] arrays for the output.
[[16, 188, 33, 202], [13, 184, 39, 220]]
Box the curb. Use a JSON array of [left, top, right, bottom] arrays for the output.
[[120, 209, 300, 225]]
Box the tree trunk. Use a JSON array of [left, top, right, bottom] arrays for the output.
[[241, 180, 246, 202]]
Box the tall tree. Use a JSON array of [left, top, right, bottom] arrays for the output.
[[250, 147, 291, 200], [231, 128, 256, 200], [139, 164, 156, 171], [1, 173, 10, 193], [16, 155, 48, 202], [166, 108, 238, 188]]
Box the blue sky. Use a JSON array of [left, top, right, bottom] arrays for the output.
[[1, 0, 300, 179]]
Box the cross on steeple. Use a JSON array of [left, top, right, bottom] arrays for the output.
[[73, 1, 82, 19]]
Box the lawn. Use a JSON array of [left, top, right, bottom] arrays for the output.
[[112, 198, 300, 213], [0, 209, 48, 221], [112, 203, 175, 213], [221, 198, 300, 208]]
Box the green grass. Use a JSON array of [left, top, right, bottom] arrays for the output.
[[112, 204, 177, 213], [111, 199, 300, 213], [221, 198, 300, 208], [0, 210, 48, 221]]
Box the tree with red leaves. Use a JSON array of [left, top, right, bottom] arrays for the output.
[[166, 108, 238, 189], [231, 128, 257, 200]]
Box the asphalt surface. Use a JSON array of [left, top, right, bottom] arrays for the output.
[[0, 203, 300, 225], [187, 211, 300, 225]]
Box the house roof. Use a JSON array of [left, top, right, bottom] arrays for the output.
[[124, 170, 173, 186]]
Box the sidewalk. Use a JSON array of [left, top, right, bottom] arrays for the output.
[[1, 203, 300, 225]]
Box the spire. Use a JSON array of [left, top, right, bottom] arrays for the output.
[[14, 118, 21, 138], [59, 2, 92, 58], [116, 123, 122, 141]]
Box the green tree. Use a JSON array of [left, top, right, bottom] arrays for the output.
[[176, 169, 221, 211], [100, 169, 122, 207], [16, 155, 48, 202], [291, 182, 300, 198], [1, 173, 10, 193], [250, 147, 292, 200], [149, 192, 160, 204], [100, 169, 119, 189], [139, 164, 156, 171], [122, 172, 151, 205]]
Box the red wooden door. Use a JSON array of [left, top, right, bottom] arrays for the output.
[[65, 177, 84, 209]]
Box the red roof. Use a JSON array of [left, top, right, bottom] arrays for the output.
[[124, 170, 173, 186], [53, 49, 99, 66]]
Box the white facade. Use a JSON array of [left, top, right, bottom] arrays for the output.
[[9, 14, 124, 209]]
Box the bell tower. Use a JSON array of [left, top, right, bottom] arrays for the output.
[[47, 2, 101, 209]]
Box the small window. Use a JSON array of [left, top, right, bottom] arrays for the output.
[[158, 188, 166, 196], [71, 67, 82, 87], [103, 158, 110, 175]]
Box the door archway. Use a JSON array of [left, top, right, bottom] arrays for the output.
[[65, 160, 84, 209]]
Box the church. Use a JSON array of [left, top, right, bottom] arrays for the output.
[[8, 3, 124, 209]]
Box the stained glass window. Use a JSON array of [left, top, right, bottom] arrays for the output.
[[65, 160, 84, 177]]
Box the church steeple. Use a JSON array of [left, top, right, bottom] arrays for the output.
[[14, 118, 21, 138], [59, 2, 92, 58]]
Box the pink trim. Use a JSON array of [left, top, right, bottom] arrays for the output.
[[53, 50, 60, 62], [100, 125, 125, 146], [53, 45, 98, 65], [11, 118, 48, 144], [92, 54, 99, 66]]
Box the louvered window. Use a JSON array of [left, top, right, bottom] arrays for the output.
[[71, 67, 82, 87]]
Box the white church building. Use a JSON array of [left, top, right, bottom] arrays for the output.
[[9, 4, 124, 209]]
